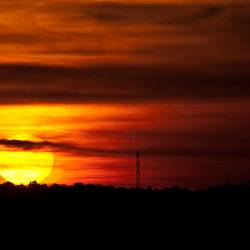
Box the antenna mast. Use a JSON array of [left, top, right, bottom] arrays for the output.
[[136, 150, 141, 188]]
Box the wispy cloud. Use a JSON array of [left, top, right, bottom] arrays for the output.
[[0, 138, 132, 156], [1, 130, 249, 158]]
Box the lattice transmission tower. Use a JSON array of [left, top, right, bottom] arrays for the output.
[[136, 150, 141, 188]]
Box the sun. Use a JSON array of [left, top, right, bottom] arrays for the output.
[[0, 134, 54, 185]]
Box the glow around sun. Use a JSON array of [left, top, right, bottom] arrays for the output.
[[0, 134, 54, 185]]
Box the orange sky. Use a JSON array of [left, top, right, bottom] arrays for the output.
[[1, 0, 250, 66], [0, 101, 249, 188], [0, 0, 250, 188]]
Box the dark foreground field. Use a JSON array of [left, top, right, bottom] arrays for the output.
[[1, 182, 250, 238]]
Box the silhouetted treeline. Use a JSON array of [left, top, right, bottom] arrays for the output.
[[1, 181, 250, 233], [1, 181, 250, 210]]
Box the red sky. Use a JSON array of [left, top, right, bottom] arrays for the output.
[[0, 0, 250, 188]]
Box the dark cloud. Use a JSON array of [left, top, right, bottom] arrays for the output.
[[0, 1, 249, 107], [0, 139, 60, 151], [1, 130, 249, 158], [0, 62, 249, 104], [0, 138, 132, 156], [81, 2, 225, 25]]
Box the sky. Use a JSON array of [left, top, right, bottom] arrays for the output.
[[0, 0, 250, 188]]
